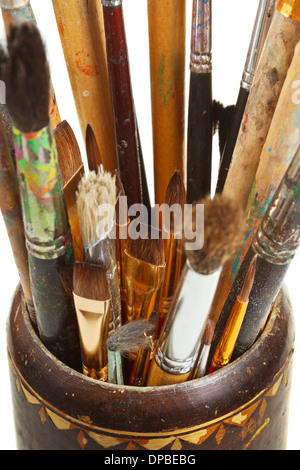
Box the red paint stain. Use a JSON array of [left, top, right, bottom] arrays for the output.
[[75, 50, 99, 77]]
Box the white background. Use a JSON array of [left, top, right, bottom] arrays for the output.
[[0, 0, 299, 450]]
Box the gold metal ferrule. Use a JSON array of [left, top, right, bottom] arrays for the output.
[[277, 0, 300, 22]]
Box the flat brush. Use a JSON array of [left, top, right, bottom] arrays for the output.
[[85, 123, 103, 173], [0, 119, 35, 324], [4, 23, 81, 370], [73, 261, 111, 381], [208, 255, 257, 374], [158, 170, 186, 334], [146, 195, 244, 387], [216, 0, 277, 194], [0, 0, 61, 129], [54, 120, 85, 261], [101, 0, 143, 208], [187, 0, 213, 204], [76, 165, 122, 382]]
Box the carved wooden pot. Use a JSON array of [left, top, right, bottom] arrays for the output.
[[7, 285, 295, 450]]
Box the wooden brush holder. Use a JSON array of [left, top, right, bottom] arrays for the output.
[[7, 284, 294, 451]]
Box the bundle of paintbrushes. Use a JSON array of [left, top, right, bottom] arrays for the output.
[[0, 0, 299, 390]]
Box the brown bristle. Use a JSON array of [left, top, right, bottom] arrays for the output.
[[73, 261, 110, 301], [5, 23, 50, 132], [54, 120, 83, 186], [115, 170, 128, 226], [106, 319, 156, 354], [184, 195, 244, 275], [239, 254, 258, 303], [203, 319, 215, 346], [86, 124, 103, 172], [165, 170, 186, 207], [126, 223, 165, 266]]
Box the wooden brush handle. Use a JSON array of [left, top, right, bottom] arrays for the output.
[[148, 0, 186, 206], [187, 71, 212, 203], [52, 0, 117, 174], [102, 3, 143, 208], [223, 8, 300, 211]]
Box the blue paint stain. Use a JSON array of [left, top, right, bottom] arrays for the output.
[[286, 143, 295, 163], [268, 148, 272, 152]]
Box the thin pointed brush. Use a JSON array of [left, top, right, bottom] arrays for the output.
[[86, 123, 103, 173], [4, 23, 81, 370], [187, 0, 213, 204], [101, 0, 143, 208], [54, 120, 85, 261], [147, 196, 244, 386], [216, 0, 277, 194], [190, 319, 214, 379], [158, 170, 186, 334], [0, 0, 61, 129], [76, 166, 123, 382], [208, 255, 257, 374], [73, 261, 112, 381]]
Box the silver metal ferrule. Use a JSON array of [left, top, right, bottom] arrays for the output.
[[0, 0, 28, 8], [155, 263, 221, 376], [101, 0, 122, 7], [241, 0, 277, 91], [190, 0, 212, 74]]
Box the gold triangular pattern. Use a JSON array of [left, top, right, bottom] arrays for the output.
[[224, 401, 260, 427], [142, 436, 176, 451], [46, 408, 71, 431], [259, 398, 267, 420], [20, 381, 40, 405], [180, 428, 208, 445], [39, 407, 47, 424], [88, 431, 124, 449], [126, 440, 138, 450], [170, 438, 182, 450], [265, 374, 283, 397]]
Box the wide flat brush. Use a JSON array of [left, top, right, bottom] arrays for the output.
[[54, 120, 85, 261], [52, 0, 117, 174], [4, 23, 81, 370], [101, 0, 143, 208], [73, 261, 112, 381], [216, 0, 277, 194], [0, 0, 61, 129], [187, 0, 213, 204], [147, 0, 186, 206], [76, 166, 123, 382], [147, 195, 244, 386]]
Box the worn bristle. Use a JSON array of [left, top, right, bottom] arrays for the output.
[[54, 120, 83, 186], [5, 23, 50, 133], [126, 223, 165, 266], [76, 165, 116, 246], [86, 124, 103, 172], [165, 170, 186, 207], [184, 195, 244, 275], [239, 254, 258, 303], [106, 319, 156, 355], [73, 261, 110, 301], [203, 319, 215, 346]]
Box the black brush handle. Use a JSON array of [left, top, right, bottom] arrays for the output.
[[216, 86, 249, 194], [187, 71, 212, 204]]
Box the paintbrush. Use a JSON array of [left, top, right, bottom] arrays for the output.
[[222, 0, 300, 213], [76, 165, 123, 382], [52, 0, 117, 174], [0, 0, 61, 129], [73, 261, 111, 381], [208, 255, 257, 374], [158, 170, 186, 334], [146, 195, 244, 386], [101, 0, 143, 208], [190, 319, 214, 379], [210, 147, 300, 362], [216, 0, 277, 194], [0, 117, 36, 325], [147, 0, 186, 206], [211, 37, 300, 336], [85, 123, 103, 173], [187, 0, 213, 204], [4, 23, 81, 370], [54, 120, 84, 261]]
